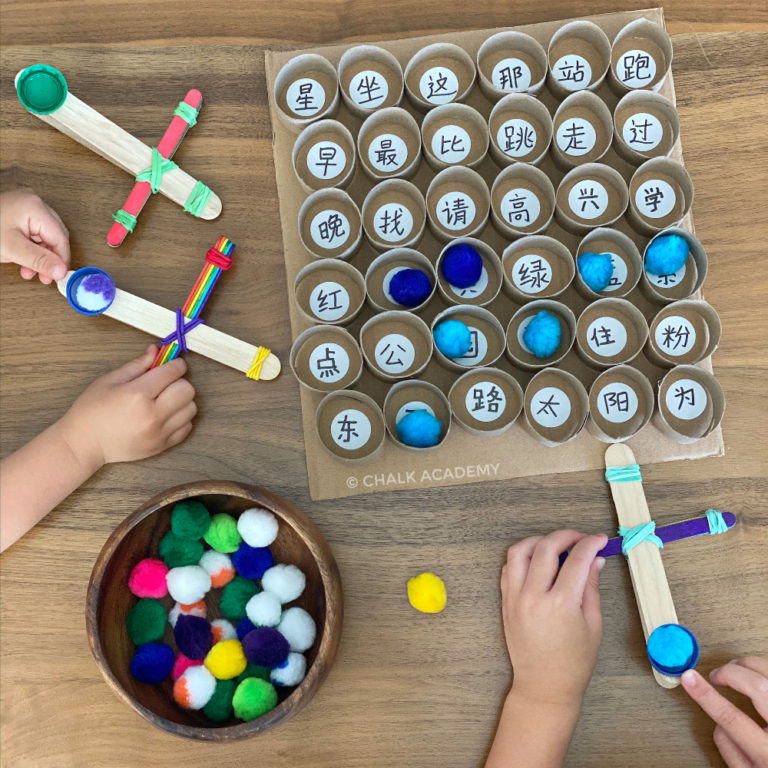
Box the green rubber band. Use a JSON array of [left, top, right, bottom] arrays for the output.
[[174, 100, 199, 127], [705, 509, 728, 535], [135, 147, 178, 193], [112, 208, 137, 232], [619, 522, 663, 556], [605, 464, 642, 483], [183, 180, 213, 217]]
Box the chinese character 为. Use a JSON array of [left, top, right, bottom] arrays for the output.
[[507, 192, 531, 224], [440, 196, 470, 227], [503, 123, 535, 154], [661, 323, 691, 350], [377, 206, 405, 237], [439, 133, 465, 157], [336, 414, 359, 443], [516, 258, 550, 291], [644, 186, 664, 214], [472, 385, 503, 413], [316, 288, 343, 313], [356, 73, 383, 105], [590, 325, 615, 347], [622, 52, 652, 83], [498, 64, 524, 90], [628, 117, 654, 146], [673, 385, 696, 411], [315, 145, 338, 177], [536, 394, 560, 418], [295, 82, 317, 112], [561, 121, 588, 153], [603, 390, 630, 413], [557, 59, 586, 84], [374, 138, 398, 167], [426, 70, 458, 100], [314, 347, 340, 379], [318, 213, 347, 243], [379, 342, 408, 368]]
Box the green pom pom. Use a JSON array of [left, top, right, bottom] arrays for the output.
[[232, 678, 278, 721], [204, 513, 242, 553], [171, 500, 211, 540], [220, 576, 260, 621], [126, 598, 167, 645], [158, 530, 204, 568], [235, 663, 271, 685], [203, 678, 236, 722]]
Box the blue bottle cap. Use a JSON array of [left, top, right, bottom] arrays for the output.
[[66, 267, 116, 315], [647, 623, 700, 676]]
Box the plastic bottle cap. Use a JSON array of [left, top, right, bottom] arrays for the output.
[[16, 64, 68, 114], [66, 267, 116, 316], [646, 623, 700, 676]]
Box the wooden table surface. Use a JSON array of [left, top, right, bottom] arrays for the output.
[[1, 2, 766, 767]]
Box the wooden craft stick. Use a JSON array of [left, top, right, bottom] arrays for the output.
[[604, 444, 680, 689]]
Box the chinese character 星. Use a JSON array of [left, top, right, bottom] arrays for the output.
[[295, 82, 317, 112]]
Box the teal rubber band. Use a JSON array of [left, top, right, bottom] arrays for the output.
[[619, 522, 664, 556], [183, 180, 213, 217], [112, 208, 137, 232], [135, 147, 178, 193], [174, 100, 199, 127], [605, 464, 642, 483], [705, 509, 728, 535]]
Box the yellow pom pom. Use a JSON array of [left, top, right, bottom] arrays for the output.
[[204, 639, 247, 680], [407, 572, 446, 614]]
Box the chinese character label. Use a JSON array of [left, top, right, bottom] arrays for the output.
[[395, 400, 435, 425], [310, 209, 350, 250], [586, 316, 628, 357], [309, 342, 350, 384], [655, 315, 696, 357], [665, 378, 707, 420], [431, 124, 471, 164], [622, 112, 663, 152], [374, 333, 416, 374], [496, 118, 537, 159], [465, 381, 507, 423], [368, 133, 408, 173], [419, 67, 460, 105], [373, 203, 413, 243], [552, 55, 592, 91], [309, 281, 350, 322], [512, 254, 552, 294], [567, 180, 609, 220], [330, 408, 372, 451], [454, 326, 488, 366], [501, 187, 541, 227], [436, 191, 476, 231], [635, 179, 676, 219], [491, 57, 532, 91], [616, 49, 657, 88], [556, 117, 597, 157], [449, 265, 488, 299], [601, 253, 628, 292], [306, 141, 346, 180], [531, 386, 571, 428], [349, 70, 389, 108], [596, 381, 639, 424], [285, 78, 325, 116], [647, 262, 686, 289]]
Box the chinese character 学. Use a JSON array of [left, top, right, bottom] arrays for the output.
[[661, 323, 691, 351], [316, 288, 343, 314], [643, 186, 664, 214], [426, 70, 458, 100], [576, 186, 601, 213], [536, 394, 560, 418], [673, 385, 696, 411], [379, 342, 408, 368], [356, 74, 383, 105], [498, 64, 524, 90], [557, 58, 586, 85], [377, 206, 405, 238], [441, 196, 470, 228], [590, 324, 615, 348], [507, 192, 532, 224], [472, 385, 503, 414], [336, 413, 359, 444], [516, 258, 549, 291], [295, 82, 317, 112], [628, 117, 654, 146], [561, 121, 588, 153], [503, 123, 535, 154], [315, 346, 340, 379], [622, 52, 652, 83], [374, 138, 398, 167], [315, 145, 338, 177], [603, 390, 630, 414], [318, 213, 347, 243]]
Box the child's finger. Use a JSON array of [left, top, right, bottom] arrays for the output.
[[554, 534, 608, 601], [106, 345, 158, 384], [732, 657, 768, 679], [28, 198, 71, 266], [505, 536, 542, 596], [162, 400, 198, 434], [135, 358, 188, 398], [710, 663, 768, 722], [713, 725, 753, 768], [166, 422, 193, 448], [19, 266, 36, 280], [6, 230, 67, 281], [155, 378, 195, 419], [525, 530, 588, 593], [579, 557, 605, 627]]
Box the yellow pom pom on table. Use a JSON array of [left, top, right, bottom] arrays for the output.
[[407, 572, 447, 614]]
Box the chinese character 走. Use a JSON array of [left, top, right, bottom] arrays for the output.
[[561, 121, 588, 153]]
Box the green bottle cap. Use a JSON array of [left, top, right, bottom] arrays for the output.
[[16, 64, 68, 114]]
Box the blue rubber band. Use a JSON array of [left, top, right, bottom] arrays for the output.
[[619, 521, 664, 556], [605, 464, 642, 483], [704, 509, 728, 535]]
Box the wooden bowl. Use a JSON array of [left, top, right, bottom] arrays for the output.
[[86, 480, 343, 741]]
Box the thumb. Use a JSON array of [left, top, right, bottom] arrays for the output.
[[581, 557, 604, 627], [106, 345, 159, 384], [5, 230, 68, 281]]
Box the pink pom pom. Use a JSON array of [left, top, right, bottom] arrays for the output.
[[171, 653, 202, 681], [128, 558, 169, 598]]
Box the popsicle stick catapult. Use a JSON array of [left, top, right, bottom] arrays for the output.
[[14, 64, 221, 246]]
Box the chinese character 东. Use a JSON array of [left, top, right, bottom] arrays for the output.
[[472, 385, 503, 413], [576, 186, 601, 213], [439, 133, 465, 157], [557, 58, 586, 85], [536, 394, 560, 418], [628, 117, 654, 146], [374, 138, 398, 167], [336, 414, 359, 443], [644, 186, 664, 214], [356, 74, 383, 105], [561, 121, 588, 153], [379, 342, 408, 368], [654, 272, 679, 287], [498, 64, 524, 90], [590, 325, 615, 348], [377, 206, 405, 238], [315, 347, 340, 379], [316, 288, 343, 314], [603, 390, 630, 414], [318, 213, 346, 243], [295, 82, 317, 112], [441, 197, 470, 228], [503, 123, 535, 154], [315, 145, 338, 177], [507, 192, 531, 224], [623, 52, 653, 83], [661, 323, 691, 351], [426, 70, 458, 100], [516, 258, 550, 291], [673, 385, 696, 411]]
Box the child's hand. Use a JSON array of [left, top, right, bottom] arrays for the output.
[[682, 659, 768, 767], [501, 530, 608, 708], [0, 188, 71, 284], [57, 345, 197, 469]]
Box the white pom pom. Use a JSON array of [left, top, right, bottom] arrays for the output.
[[198, 550, 234, 586], [175, 665, 216, 709], [237, 507, 279, 548], [168, 600, 207, 628], [270, 652, 307, 687], [262, 564, 306, 604], [245, 591, 282, 627], [277, 607, 316, 652], [211, 618, 237, 643], [166, 565, 211, 605]]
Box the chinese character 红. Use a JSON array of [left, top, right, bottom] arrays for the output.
[[314, 346, 340, 379], [516, 258, 549, 291], [507, 192, 531, 224], [561, 121, 588, 153], [440, 196, 470, 228], [577, 186, 601, 213], [472, 385, 503, 414], [590, 325, 615, 348], [356, 74, 384, 105], [503, 123, 535, 154], [315, 145, 338, 177], [622, 52, 652, 83], [536, 394, 560, 418], [379, 342, 408, 369], [643, 186, 664, 215], [426, 70, 458, 100], [498, 64, 524, 90], [295, 82, 317, 112], [318, 213, 347, 243], [377, 206, 405, 238], [557, 58, 586, 85], [374, 138, 398, 167], [439, 133, 465, 157], [316, 288, 343, 314], [673, 385, 696, 411], [603, 390, 630, 414], [336, 413, 359, 444], [661, 323, 691, 351], [628, 117, 654, 146]]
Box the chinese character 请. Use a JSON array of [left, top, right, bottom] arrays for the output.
[[661, 323, 691, 351], [440, 196, 470, 228], [590, 325, 615, 348], [315, 145, 338, 177], [503, 123, 535, 154], [336, 414, 359, 444], [576, 186, 601, 213], [425, 70, 458, 100], [498, 64, 524, 90], [314, 346, 340, 379], [623, 53, 653, 83], [628, 117, 654, 146], [516, 258, 550, 291], [377, 206, 405, 238], [356, 74, 384, 105], [316, 288, 343, 314], [557, 58, 586, 85], [318, 213, 347, 243], [603, 390, 630, 414], [673, 385, 696, 411], [643, 186, 664, 215], [536, 394, 560, 418], [374, 138, 398, 167], [561, 121, 588, 153], [295, 82, 317, 112]]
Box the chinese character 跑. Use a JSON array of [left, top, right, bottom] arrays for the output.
[[314, 346, 340, 379], [603, 390, 630, 414], [498, 64, 524, 90], [336, 414, 359, 443], [516, 258, 550, 291], [375, 138, 398, 167], [590, 325, 615, 347], [377, 206, 405, 238], [661, 323, 691, 351], [439, 133, 465, 157], [644, 186, 664, 214], [623, 53, 653, 83], [318, 213, 347, 243], [628, 117, 654, 146], [557, 58, 586, 85], [503, 123, 535, 154], [673, 385, 696, 411], [356, 73, 383, 105], [441, 196, 470, 228], [426, 70, 458, 100], [536, 394, 560, 418], [315, 145, 338, 177], [295, 82, 317, 112], [577, 186, 601, 213], [561, 121, 588, 153]]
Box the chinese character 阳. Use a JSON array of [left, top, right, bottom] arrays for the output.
[[603, 390, 630, 414], [315, 145, 338, 177]]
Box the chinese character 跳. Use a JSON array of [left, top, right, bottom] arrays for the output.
[[318, 213, 347, 243], [503, 123, 535, 154]]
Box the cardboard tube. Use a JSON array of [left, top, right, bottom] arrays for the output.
[[357, 107, 422, 181], [609, 18, 673, 95], [315, 390, 386, 463], [575, 227, 642, 300], [359, 310, 433, 381], [523, 367, 589, 446], [488, 93, 553, 167], [491, 163, 555, 238], [575, 297, 649, 369], [292, 119, 357, 193], [383, 379, 451, 450], [627, 157, 694, 235], [646, 299, 722, 367], [298, 188, 363, 260], [436, 237, 502, 307], [431, 305, 505, 371], [587, 365, 654, 442], [640, 226, 708, 304], [502, 235, 575, 302], [337, 45, 404, 117], [547, 21, 611, 99], [404, 43, 477, 111], [613, 91, 680, 165], [294, 258, 366, 326], [365, 248, 436, 313], [289, 324, 363, 392], [555, 162, 629, 234], [274, 53, 339, 133], [551, 90, 614, 171], [476, 31, 548, 100], [506, 299, 577, 370], [425, 166, 490, 242], [421, 103, 489, 171], [449, 367, 524, 436], [361, 178, 426, 251]]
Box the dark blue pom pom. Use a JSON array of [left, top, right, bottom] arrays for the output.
[[174, 614, 213, 660], [242, 627, 290, 668], [236, 616, 256, 640], [389, 268, 432, 307], [231, 542, 274, 580], [440, 243, 483, 288], [130, 642, 175, 684]]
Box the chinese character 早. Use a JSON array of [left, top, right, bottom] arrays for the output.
[[316, 145, 338, 177]]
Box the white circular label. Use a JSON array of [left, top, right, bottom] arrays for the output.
[[647, 262, 686, 288], [491, 58, 532, 91], [556, 117, 597, 157], [616, 49, 657, 88], [665, 379, 707, 420], [368, 133, 409, 173], [309, 342, 350, 383], [436, 191, 476, 231], [306, 141, 346, 180], [552, 55, 592, 91], [331, 408, 371, 450], [655, 315, 697, 357], [454, 326, 488, 367], [310, 209, 350, 250], [602, 253, 629, 293], [419, 66, 460, 104], [596, 381, 639, 424], [349, 69, 389, 108], [635, 179, 677, 219], [373, 202, 414, 243], [374, 333, 416, 374], [286, 77, 325, 116], [496, 118, 537, 158], [449, 265, 489, 299], [568, 180, 609, 220], [431, 124, 471, 164], [465, 380, 507, 422], [531, 386, 571, 428], [501, 188, 541, 228], [395, 400, 435, 425], [309, 281, 350, 321], [622, 112, 663, 152], [586, 316, 628, 357], [512, 254, 552, 294]]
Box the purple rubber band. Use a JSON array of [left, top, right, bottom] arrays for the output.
[[160, 308, 203, 353]]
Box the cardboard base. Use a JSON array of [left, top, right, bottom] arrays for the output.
[[265, 7, 724, 501]]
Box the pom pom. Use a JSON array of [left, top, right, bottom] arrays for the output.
[[645, 233, 689, 276], [211, 618, 237, 644], [168, 600, 206, 629], [440, 243, 483, 288], [130, 642, 175, 684], [246, 591, 282, 628], [237, 508, 279, 548], [220, 576, 260, 621], [126, 598, 166, 645], [261, 564, 306, 604], [204, 513, 242, 553], [235, 663, 271, 685], [166, 565, 211, 605], [171, 653, 202, 681], [171, 499, 211, 540], [242, 627, 290, 668], [174, 614, 213, 660], [173, 664, 216, 710], [577, 251, 614, 292], [236, 616, 256, 640], [202, 678, 236, 722], [232, 678, 278, 721], [204, 638, 248, 680], [407, 572, 447, 613], [270, 652, 307, 687], [158, 530, 204, 568], [396, 409, 443, 448], [433, 318, 472, 358], [389, 268, 432, 307], [128, 558, 168, 599], [76, 273, 115, 312], [231, 542, 274, 580], [277, 607, 317, 652], [199, 550, 235, 588], [522, 310, 562, 359]]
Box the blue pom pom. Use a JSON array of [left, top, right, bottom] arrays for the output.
[[242, 627, 290, 668], [236, 616, 256, 640], [389, 268, 432, 307], [577, 252, 613, 292], [522, 310, 562, 359], [434, 318, 472, 358], [647, 623, 700, 675], [130, 642, 175, 684], [645, 233, 689, 276], [396, 409, 443, 448], [440, 243, 483, 288], [231, 542, 274, 580], [174, 614, 213, 660]]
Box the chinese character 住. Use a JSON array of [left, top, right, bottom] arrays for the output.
[[472, 385, 503, 413], [295, 82, 317, 112], [561, 121, 588, 153], [315, 145, 338, 177], [516, 258, 549, 291], [426, 70, 458, 100], [536, 394, 560, 418], [673, 385, 696, 411], [379, 342, 408, 368], [377, 207, 405, 238], [316, 288, 342, 314], [603, 390, 630, 413], [507, 192, 531, 224], [643, 186, 664, 214], [590, 325, 615, 348], [318, 213, 347, 243], [440, 133, 465, 157], [336, 414, 359, 444], [356, 73, 383, 105], [315, 347, 340, 379], [661, 323, 691, 351], [628, 117, 654, 146], [557, 58, 586, 84], [503, 123, 535, 154], [374, 138, 398, 167], [576, 186, 601, 213], [623, 52, 652, 83], [498, 64, 524, 90], [441, 196, 470, 227]]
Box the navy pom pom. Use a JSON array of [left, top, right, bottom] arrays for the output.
[[242, 627, 290, 668], [522, 310, 562, 359], [396, 409, 443, 448], [577, 252, 613, 292], [440, 243, 483, 288], [130, 642, 175, 684], [645, 233, 689, 276], [389, 268, 432, 307], [231, 542, 274, 580], [236, 616, 256, 640], [174, 614, 214, 660]]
